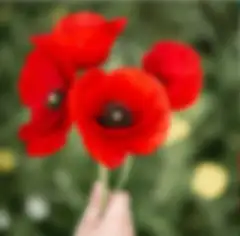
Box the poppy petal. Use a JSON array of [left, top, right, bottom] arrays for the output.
[[30, 35, 75, 85], [54, 12, 106, 33], [142, 40, 203, 110], [26, 131, 67, 157], [69, 68, 106, 122], [18, 49, 65, 107], [51, 12, 126, 68], [106, 17, 127, 35], [30, 34, 51, 45], [130, 122, 169, 155], [82, 132, 127, 169], [19, 105, 70, 141], [19, 123, 37, 141]]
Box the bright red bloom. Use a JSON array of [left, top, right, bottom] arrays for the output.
[[142, 41, 203, 110], [18, 47, 75, 156], [69, 68, 170, 169], [31, 12, 127, 69]]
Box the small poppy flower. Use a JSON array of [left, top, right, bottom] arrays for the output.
[[18, 47, 75, 156], [142, 40, 203, 110], [69, 68, 171, 169], [31, 11, 127, 69]]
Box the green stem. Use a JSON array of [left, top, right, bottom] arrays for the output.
[[116, 156, 134, 189], [98, 165, 109, 215]]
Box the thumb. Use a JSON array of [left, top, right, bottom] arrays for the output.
[[74, 182, 102, 236]]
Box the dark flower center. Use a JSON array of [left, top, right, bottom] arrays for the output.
[[96, 102, 133, 128], [47, 90, 64, 109]]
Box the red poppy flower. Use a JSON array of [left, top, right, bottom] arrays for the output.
[[18, 47, 75, 156], [69, 68, 171, 169], [142, 40, 203, 110], [31, 11, 127, 69]]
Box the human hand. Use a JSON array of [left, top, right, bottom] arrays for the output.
[[74, 182, 135, 236]]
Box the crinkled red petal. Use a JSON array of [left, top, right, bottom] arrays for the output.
[[56, 24, 126, 68], [104, 17, 127, 37], [19, 106, 70, 141], [54, 12, 106, 33], [26, 131, 67, 157], [143, 40, 203, 110], [30, 34, 75, 85], [81, 131, 127, 169], [51, 13, 127, 68], [53, 12, 105, 44], [69, 68, 107, 123], [18, 48, 66, 107], [130, 116, 169, 155]]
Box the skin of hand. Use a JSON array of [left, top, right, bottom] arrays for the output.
[[74, 182, 135, 236]]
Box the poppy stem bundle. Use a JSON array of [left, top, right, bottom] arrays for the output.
[[98, 157, 133, 214], [98, 165, 109, 214], [116, 155, 134, 189]]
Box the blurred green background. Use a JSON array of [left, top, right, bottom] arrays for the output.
[[0, 1, 239, 236]]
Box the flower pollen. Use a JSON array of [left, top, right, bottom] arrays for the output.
[[97, 102, 133, 128], [47, 90, 64, 109]]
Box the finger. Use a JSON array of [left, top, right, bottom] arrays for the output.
[[100, 192, 134, 235], [104, 191, 130, 220], [82, 182, 102, 225], [74, 182, 102, 235]]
